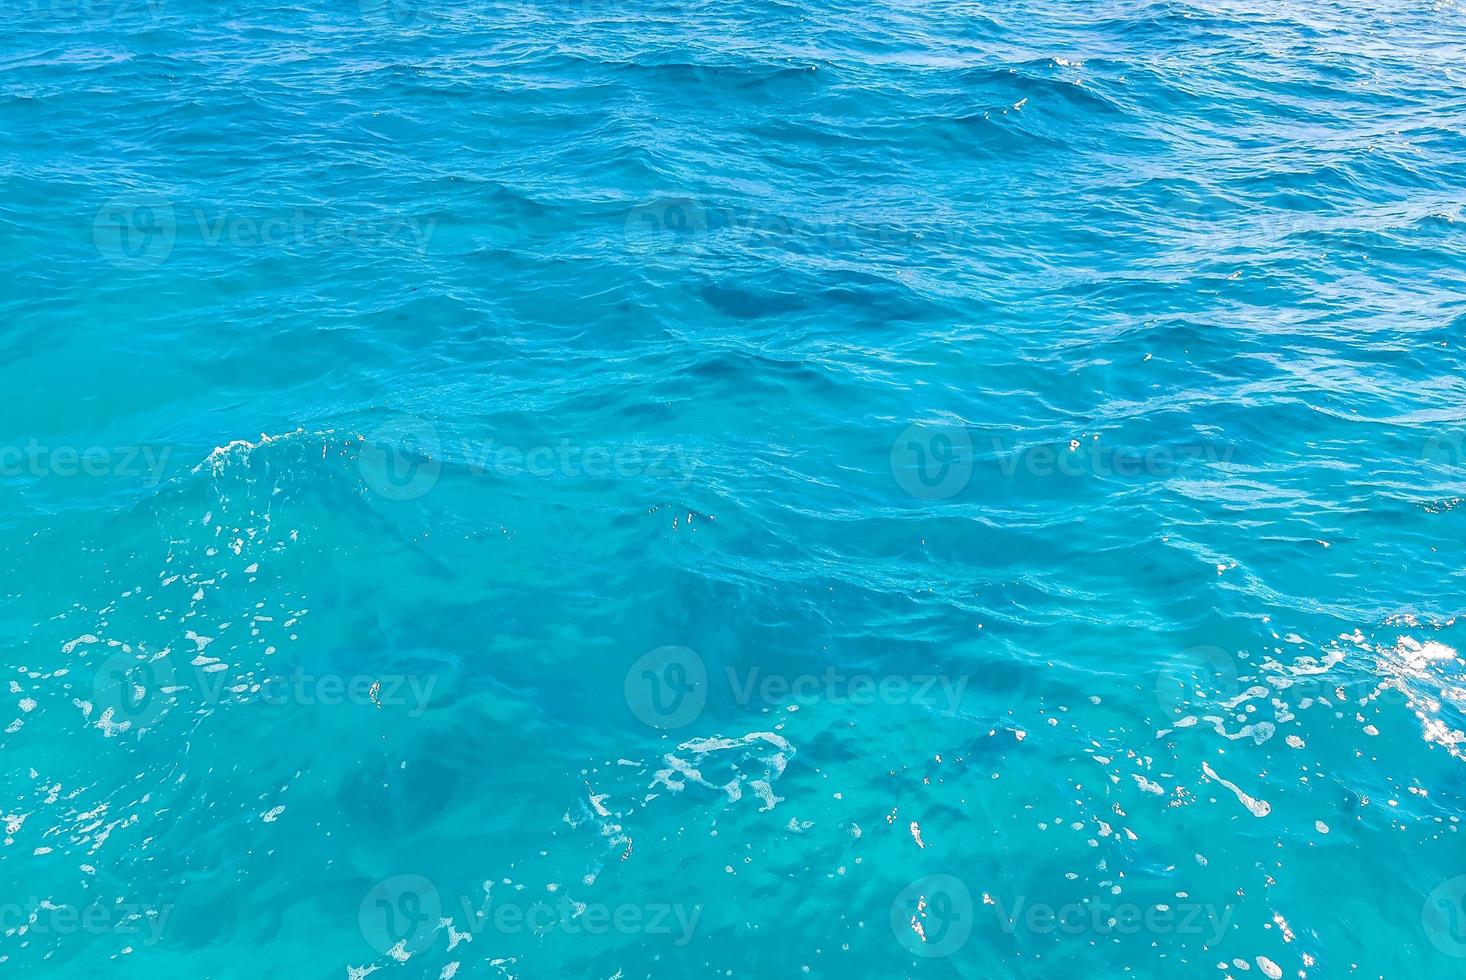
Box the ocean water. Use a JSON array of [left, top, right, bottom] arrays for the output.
[[3, 0, 1466, 976]]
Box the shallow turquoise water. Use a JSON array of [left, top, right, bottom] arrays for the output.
[[3, 1, 1466, 977]]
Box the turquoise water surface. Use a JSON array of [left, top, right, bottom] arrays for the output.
[[3, 1, 1466, 977]]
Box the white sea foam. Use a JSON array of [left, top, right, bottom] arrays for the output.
[[1201, 761, 1271, 817]]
